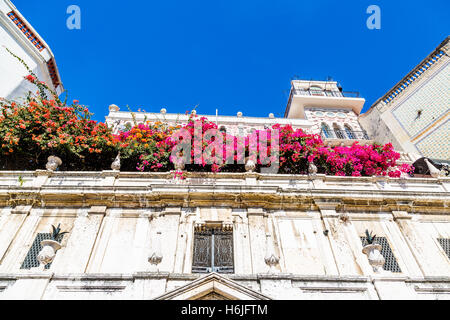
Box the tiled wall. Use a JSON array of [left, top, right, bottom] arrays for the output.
[[415, 120, 449, 160], [392, 62, 449, 139]]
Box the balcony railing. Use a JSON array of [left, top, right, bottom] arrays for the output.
[[292, 88, 360, 98], [321, 129, 370, 140]]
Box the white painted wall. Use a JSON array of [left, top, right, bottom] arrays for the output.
[[0, 0, 61, 101]]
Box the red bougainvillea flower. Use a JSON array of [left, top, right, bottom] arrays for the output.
[[24, 75, 36, 82]]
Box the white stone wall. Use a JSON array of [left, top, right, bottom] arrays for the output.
[[0, 170, 448, 299]]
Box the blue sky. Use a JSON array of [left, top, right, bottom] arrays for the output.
[[12, 0, 450, 121]]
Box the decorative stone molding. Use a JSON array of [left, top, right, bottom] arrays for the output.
[[0, 171, 448, 212], [45, 156, 62, 171], [11, 205, 32, 215], [163, 207, 182, 216], [247, 208, 266, 216], [155, 272, 272, 300], [264, 233, 280, 273], [88, 206, 107, 215], [314, 199, 342, 212], [339, 212, 350, 224], [148, 231, 163, 271], [392, 210, 412, 220], [194, 218, 206, 231], [222, 220, 233, 231], [362, 244, 385, 273]]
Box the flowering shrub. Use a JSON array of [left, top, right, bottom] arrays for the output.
[[0, 49, 412, 177], [0, 74, 117, 170], [115, 121, 180, 171], [120, 115, 413, 177], [274, 124, 413, 177]]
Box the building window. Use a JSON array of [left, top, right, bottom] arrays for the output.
[[192, 228, 234, 273], [310, 86, 325, 96], [437, 238, 450, 259], [360, 236, 402, 273], [321, 123, 332, 138], [344, 125, 355, 139], [20, 233, 65, 270], [333, 124, 345, 139]]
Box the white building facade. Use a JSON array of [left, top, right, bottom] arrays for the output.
[[0, 170, 448, 300], [0, 78, 447, 300], [0, 3, 448, 298], [0, 0, 63, 101]]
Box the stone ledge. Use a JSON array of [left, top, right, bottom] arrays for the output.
[[406, 276, 450, 283], [51, 273, 134, 281]]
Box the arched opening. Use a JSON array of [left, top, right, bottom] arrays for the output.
[[333, 123, 345, 139], [310, 86, 325, 96], [321, 123, 332, 138], [344, 124, 355, 139]]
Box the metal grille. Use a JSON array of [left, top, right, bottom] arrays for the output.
[[192, 231, 212, 272], [437, 238, 450, 259], [20, 233, 63, 270], [192, 229, 234, 274], [361, 236, 402, 273], [334, 128, 346, 139], [344, 127, 355, 139]]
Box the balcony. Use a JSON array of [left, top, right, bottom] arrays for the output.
[[291, 88, 361, 98], [285, 87, 366, 119], [321, 129, 373, 146]]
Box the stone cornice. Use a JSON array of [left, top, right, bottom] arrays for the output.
[[2, 272, 448, 284], [0, 171, 448, 213]]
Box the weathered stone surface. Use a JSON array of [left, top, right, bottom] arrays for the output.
[[0, 171, 448, 299]]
